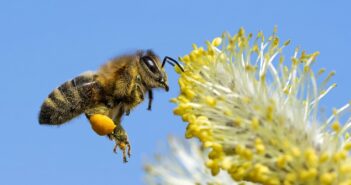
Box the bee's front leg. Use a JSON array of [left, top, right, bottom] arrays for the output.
[[147, 90, 153, 111], [135, 75, 144, 101]]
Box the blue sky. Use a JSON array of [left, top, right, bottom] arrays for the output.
[[0, 0, 350, 184]]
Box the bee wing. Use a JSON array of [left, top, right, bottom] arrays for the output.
[[72, 71, 97, 87]]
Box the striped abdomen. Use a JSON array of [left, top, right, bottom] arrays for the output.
[[39, 72, 103, 125]]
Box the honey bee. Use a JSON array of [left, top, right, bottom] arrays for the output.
[[38, 50, 184, 162]]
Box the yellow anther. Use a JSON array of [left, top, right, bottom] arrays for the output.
[[300, 168, 317, 180], [304, 148, 318, 167], [283, 40, 291, 46], [333, 150, 347, 162], [320, 172, 335, 185], [276, 155, 291, 168], [192, 43, 198, 50], [230, 116, 242, 126], [181, 55, 190, 63], [332, 121, 341, 133], [205, 96, 217, 107], [319, 152, 329, 163], [340, 164, 351, 174], [212, 37, 222, 47], [251, 117, 259, 130], [255, 144, 265, 155], [344, 142, 351, 151], [173, 104, 191, 115], [286, 173, 297, 182]]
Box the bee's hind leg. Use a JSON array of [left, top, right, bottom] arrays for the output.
[[85, 105, 116, 136], [109, 123, 131, 163], [108, 105, 131, 162], [85, 104, 131, 162]]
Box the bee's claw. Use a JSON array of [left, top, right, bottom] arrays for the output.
[[113, 143, 118, 154], [127, 143, 131, 158], [108, 126, 131, 162], [122, 148, 128, 163], [110, 135, 131, 162]]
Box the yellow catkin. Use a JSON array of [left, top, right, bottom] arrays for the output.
[[171, 29, 351, 185]]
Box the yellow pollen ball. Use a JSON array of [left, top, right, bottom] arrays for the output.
[[89, 114, 116, 136]]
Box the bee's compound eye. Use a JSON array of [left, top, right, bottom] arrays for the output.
[[141, 56, 158, 73]]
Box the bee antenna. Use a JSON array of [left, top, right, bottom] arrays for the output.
[[162, 56, 185, 72]]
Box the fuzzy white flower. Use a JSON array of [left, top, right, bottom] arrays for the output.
[[171, 28, 351, 185], [144, 137, 258, 185]]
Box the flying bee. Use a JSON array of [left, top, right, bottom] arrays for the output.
[[38, 50, 184, 162]]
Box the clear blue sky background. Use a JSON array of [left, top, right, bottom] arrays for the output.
[[0, 0, 350, 185]]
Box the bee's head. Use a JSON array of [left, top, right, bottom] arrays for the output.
[[138, 50, 169, 91]]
